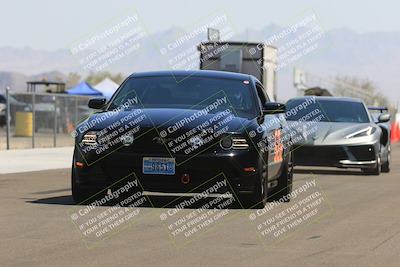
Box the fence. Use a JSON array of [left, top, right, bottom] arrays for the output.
[[0, 90, 92, 150]]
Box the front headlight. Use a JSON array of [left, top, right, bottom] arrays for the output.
[[220, 137, 249, 150], [81, 131, 98, 146], [345, 127, 376, 139]]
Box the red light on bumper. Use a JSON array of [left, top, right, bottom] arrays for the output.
[[75, 162, 84, 168], [243, 167, 256, 172], [181, 174, 190, 184]]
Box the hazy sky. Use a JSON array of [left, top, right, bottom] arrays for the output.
[[1, 0, 399, 50]]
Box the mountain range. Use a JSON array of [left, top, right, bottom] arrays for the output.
[[0, 25, 399, 104]]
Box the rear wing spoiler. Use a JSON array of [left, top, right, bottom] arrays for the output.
[[368, 107, 388, 113]]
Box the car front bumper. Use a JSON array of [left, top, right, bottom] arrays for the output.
[[73, 147, 263, 195], [293, 143, 379, 169]]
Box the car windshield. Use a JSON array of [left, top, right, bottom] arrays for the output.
[[286, 98, 370, 123], [108, 76, 257, 118]]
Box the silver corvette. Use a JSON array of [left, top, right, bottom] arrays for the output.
[[284, 96, 391, 175]]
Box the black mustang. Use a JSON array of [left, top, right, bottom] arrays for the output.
[[72, 70, 293, 208]]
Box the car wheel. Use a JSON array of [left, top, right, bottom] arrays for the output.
[[252, 170, 268, 209], [268, 151, 294, 202], [381, 150, 390, 173], [362, 153, 381, 175]]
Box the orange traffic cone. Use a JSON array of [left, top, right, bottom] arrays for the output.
[[391, 113, 400, 143]]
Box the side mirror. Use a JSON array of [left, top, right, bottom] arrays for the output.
[[88, 98, 107, 109], [378, 113, 390, 123], [263, 102, 286, 114]]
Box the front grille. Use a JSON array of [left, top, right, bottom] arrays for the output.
[[346, 145, 375, 161], [294, 145, 376, 165], [119, 127, 220, 156], [120, 128, 169, 154]]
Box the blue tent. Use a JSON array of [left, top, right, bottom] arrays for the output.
[[66, 82, 102, 96]]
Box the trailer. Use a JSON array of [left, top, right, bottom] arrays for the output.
[[198, 41, 278, 100]]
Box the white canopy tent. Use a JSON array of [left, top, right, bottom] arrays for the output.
[[93, 78, 119, 100]]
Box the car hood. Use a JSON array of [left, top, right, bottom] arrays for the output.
[[286, 121, 379, 146]]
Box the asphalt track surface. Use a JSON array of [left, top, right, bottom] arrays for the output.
[[1, 144, 400, 266]]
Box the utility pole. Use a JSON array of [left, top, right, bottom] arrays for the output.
[[5, 87, 11, 150]]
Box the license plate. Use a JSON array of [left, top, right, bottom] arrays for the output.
[[143, 157, 175, 175]]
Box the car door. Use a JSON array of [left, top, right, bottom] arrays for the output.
[[255, 82, 283, 179]]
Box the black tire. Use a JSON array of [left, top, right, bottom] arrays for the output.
[[252, 174, 268, 209], [71, 166, 102, 204], [381, 161, 390, 173], [268, 151, 294, 202], [362, 153, 381, 175], [381, 149, 390, 173]]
